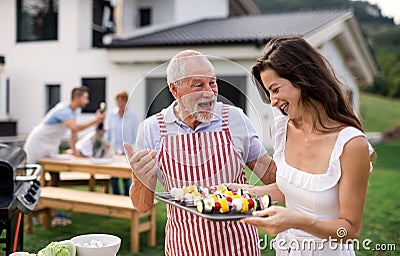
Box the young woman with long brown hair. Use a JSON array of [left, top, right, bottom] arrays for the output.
[[240, 36, 375, 255]]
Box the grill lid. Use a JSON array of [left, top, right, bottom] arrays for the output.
[[0, 143, 26, 171], [0, 143, 27, 195]]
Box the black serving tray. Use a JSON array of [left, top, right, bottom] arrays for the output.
[[155, 192, 253, 221]]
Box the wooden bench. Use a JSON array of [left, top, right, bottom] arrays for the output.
[[29, 187, 157, 253], [43, 172, 111, 193]]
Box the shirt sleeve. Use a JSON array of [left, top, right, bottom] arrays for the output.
[[105, 114, 112, 142], [44, 104, 75, 124], [135, 115, 161, 152], [135, 115, 164, 184], [228, 106, 268, 163], [58, 107, 75, 122]]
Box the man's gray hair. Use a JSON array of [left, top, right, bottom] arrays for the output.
[[166, 50, 206, 87]]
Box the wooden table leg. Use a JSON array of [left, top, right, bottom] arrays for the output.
[[40, 208, 52, 229], [39, 171, 46, 186], [130, 212, 139, 253], [25, 208, 52, 234], [89, 175, 95, 191], [148, 206, 156, 247], [25, 213, 33, 234]]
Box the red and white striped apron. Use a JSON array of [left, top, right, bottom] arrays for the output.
[[157, 105, 261, 256]]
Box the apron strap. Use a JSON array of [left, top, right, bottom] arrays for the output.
[[156, 113, 167, 137], [222, 104, 229, 132]]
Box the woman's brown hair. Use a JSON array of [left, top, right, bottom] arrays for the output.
[[252, 36, 363, 132]]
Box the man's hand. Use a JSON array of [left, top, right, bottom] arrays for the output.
[[95, 110, 106, 124], [123, 143, 157, 190], [123, 142, 158, 213]]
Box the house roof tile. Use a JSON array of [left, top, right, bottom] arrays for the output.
[[109, 9, 352, 48]]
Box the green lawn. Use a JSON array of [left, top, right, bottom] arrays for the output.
[[20, 93, 400, 255], [360, 93, 400, 132], [21, 142, 400, 255], [356, 142, 400, 256]]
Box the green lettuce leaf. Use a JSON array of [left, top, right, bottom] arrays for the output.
[[37, 240, 76, 256]]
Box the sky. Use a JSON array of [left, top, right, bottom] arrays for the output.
[[364, 0, 400, 24]]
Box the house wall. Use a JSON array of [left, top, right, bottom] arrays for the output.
[[320, 40, 360, 115], [0, 0, 142, 136], [137, 0, 174, 26], [122, 0, 138, 33], [174, 0, 229, 22], [121, 0, 228, 35], [0, 0, 366, 150], [0, 0, 231, 138], [77, 0, 93, 50]]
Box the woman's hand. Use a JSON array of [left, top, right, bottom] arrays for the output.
[[72, 150, 85, 157], [241, 206, 303, 235]]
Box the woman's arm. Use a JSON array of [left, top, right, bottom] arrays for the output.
[[242, 136, 371, 241]]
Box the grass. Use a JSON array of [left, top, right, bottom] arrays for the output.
[[356, 142, 400, 256], [359, 93, 400, 132], [22, 205, 167, 256], [19, 93, 400, 255], [21, 142, 400, 255]]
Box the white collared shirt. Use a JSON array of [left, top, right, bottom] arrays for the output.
[[107, 108, 140, 154]]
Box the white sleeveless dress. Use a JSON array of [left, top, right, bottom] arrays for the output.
[[273, 116, 374, 256]]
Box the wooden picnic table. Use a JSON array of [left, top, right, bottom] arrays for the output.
[[38, 155, 132, 190], [32, 155, 158, 253]]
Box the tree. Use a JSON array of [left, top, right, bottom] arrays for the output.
[[252, 0, 400, 99]]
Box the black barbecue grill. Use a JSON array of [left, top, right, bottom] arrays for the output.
[[0, 143, 42, 255]]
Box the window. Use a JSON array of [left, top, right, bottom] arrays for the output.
[[92, 0, 115, 47], [217, 76, 246, 111], [145, 77, 173, 117], [17, 0, 58, 42], [46, 84, 60, 112], [5, 79, 10, 115], [139, 8, 151, 27], [81, 78, 106, 113]]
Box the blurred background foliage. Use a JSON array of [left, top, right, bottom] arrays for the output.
[[253, 0, 400, 99]]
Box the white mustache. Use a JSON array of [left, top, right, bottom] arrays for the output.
[[196, 95, 217, 106]]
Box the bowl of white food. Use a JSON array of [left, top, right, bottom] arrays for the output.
[[71, 234, 121, 256], [9, 253, 36, 256]]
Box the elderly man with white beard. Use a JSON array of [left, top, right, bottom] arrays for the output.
[[124, 50, 277, 256]]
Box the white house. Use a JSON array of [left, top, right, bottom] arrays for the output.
[[0, 0, 378, 149]]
